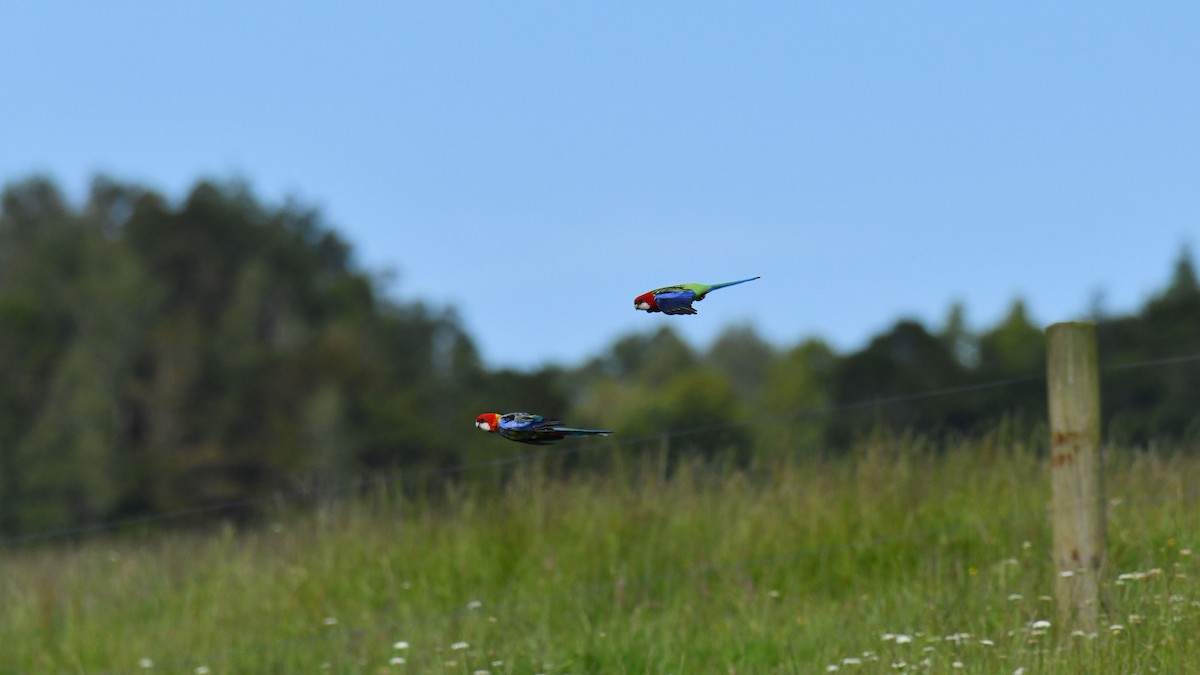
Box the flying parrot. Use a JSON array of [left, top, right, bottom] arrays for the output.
[[633, 276, 761, 315], [474, 412, 614, 445]]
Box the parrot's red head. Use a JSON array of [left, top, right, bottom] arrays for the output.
[[475, 413, 501, 432], [634, 291, 657, 312]]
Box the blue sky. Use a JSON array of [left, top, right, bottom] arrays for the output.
[[3, 2, 1197, 368]]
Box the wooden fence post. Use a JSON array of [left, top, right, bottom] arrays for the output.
[[1046, 321, 1107, 633]]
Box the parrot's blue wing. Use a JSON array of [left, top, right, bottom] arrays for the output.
[[500, 412, 546, 431], [655, 290, 699, 315]]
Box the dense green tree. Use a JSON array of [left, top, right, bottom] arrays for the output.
[[938, 301, 978, 368], [0, 179, 162, 530], [0, 176, 491, 534], [592, 326, 696, 384], [977, 299, 1044, 376], [12, 229, 156, 529], [0, 296, 64, 532], [1102, 248, 1200, 444], [972, 299, 1047, 427], [756, 339, 835, 456], [614, 367, 751, 465], [827, 320, 970, 446], [706, 324, 776, 404]]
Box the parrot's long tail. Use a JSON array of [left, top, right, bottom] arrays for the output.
[[551, 427, 614, 437], [708, 276, 761, 292]]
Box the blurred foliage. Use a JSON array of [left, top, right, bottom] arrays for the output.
[[0, 175, 1197, 536], [0, 176, 490, 533]]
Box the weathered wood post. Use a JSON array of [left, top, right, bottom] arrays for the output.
[[1046, 321, 1106, 633]]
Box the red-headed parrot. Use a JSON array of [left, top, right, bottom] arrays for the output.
[[475, 412, 614, 445], [633, 276, 761, 315]]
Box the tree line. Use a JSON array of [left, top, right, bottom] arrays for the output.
[[1, 176, 1197, 536]]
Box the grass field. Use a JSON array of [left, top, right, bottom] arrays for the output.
[[3, 432, 1199, 673]]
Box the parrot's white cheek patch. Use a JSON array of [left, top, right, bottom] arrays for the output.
[[476, 422, 491, 431]]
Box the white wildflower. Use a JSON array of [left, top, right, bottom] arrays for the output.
[[1109, 624, 1125, 634], [826, 666, 839, 672], [842, 657, 862, 665], [451, 641, 470, 650], [139, 658, 153, 669], [1059, 570, 1075, 578], [980, 639, 995, 647], [1117, 568, 1163, 582], [895, 634, 914, 644], [394, 641, 409, 650], [195, 668, 211, 675], [952, 662, 964, 669], [468, 600, 483, 610], [323, 616, 338, 626], [1007, 594, 1023, 601], [1031, 620, 1051, 630], [390, 657, 406, 665]]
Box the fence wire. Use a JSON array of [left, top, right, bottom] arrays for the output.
[[2, 351, 1198, 548]]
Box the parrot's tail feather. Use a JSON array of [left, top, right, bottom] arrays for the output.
[[708, 276, 761, 292], [551, 427, 614, 436]]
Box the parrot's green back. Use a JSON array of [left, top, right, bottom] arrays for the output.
[[650, 277, 760, 300], [649, 282, 710, 296]]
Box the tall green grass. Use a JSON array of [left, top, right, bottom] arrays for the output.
[[3, 433, 1199, 673]]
